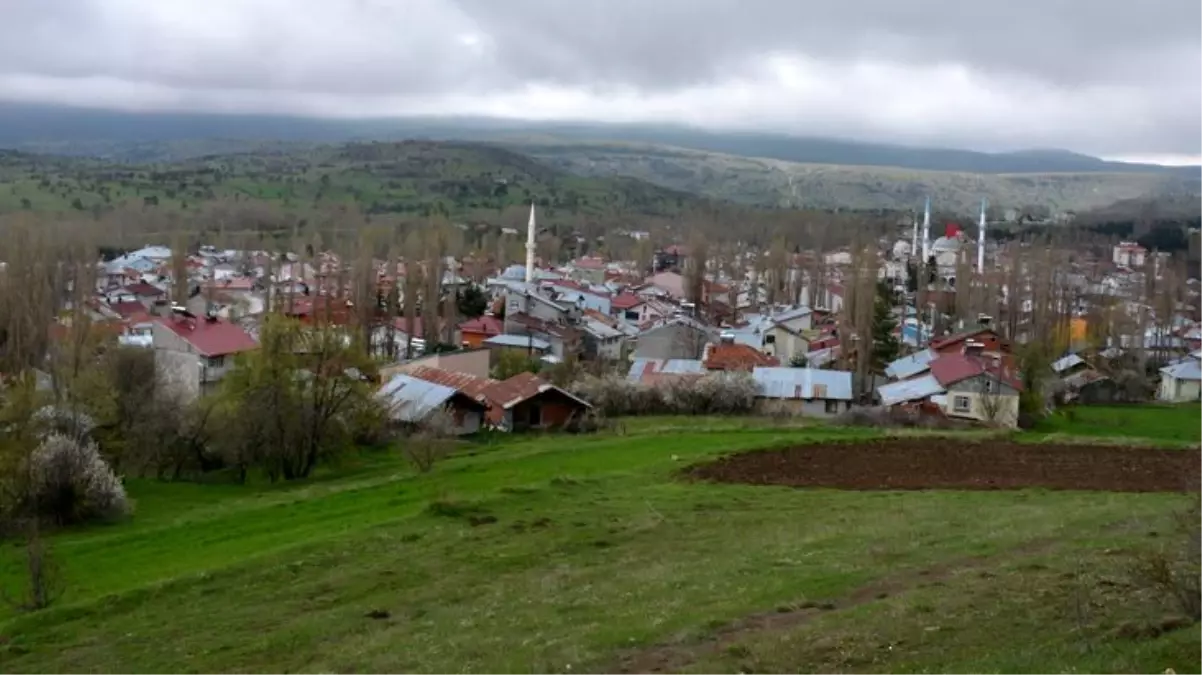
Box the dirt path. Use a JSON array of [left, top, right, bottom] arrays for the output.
[[685, 438, 1199, 493], [612, 537, 1063, 674]]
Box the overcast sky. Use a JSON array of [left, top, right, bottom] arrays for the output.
[[2, 0, 1199, 163]]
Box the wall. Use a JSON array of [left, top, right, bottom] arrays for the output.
[[943, 376, 1021, 427], [1159, 376, 1201, 403], [755, 398, 850, 418], [508, 394, 584, 431], [448, 406, 483, 435], [633, 324, 711, 360], [763, 325, 808, 362], [388, 348, 492, 380]]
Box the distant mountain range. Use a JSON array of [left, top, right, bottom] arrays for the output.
[[1, 102, 1196, 175], [0, 102, 1198, 214]]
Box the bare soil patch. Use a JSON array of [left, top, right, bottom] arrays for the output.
[[684, 438, 1199, 493]]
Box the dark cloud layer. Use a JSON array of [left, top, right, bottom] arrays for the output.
[[0, 0, 1198, 159]]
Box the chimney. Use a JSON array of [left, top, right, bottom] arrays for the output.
[[964, 339, 985, 357], [977, 313, 993, 329], [719, 331, 735, 345]]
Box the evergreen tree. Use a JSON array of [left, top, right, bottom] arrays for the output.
[[871, 281, 900, 371]]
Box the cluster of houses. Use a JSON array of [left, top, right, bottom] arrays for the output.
[[58, 229, 1201, 435]]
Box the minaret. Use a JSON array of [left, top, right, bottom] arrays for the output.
[[920, 196, 931, 262], [524, 201, 536, 283], [910, 211, 919, 260], [976, 197, 987, 275]]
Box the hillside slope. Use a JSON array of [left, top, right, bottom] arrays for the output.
[[520, 142, 1201, 214], [0, 141, 710, 220]]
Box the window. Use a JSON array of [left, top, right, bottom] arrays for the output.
[[984, 379, 995, 393], [953, 395, 972, 413], [624, 310, 640, 321], [824, 400, 839, 414], [527, 404, 542, 428], [206, 355, 226, 369], [765, 334, 776, 344]]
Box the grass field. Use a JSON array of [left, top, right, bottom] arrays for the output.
[[0, 409, 1197, 673]]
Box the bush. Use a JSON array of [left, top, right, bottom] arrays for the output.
[[25, 434, 130, 526], [833, 406, 965, 430], [1129, 496, 1201, 621], [401, 407, 458, 473], [569, 373, 758, 417]]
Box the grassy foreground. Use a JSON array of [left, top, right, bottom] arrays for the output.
[[0, 411, 1198, 673]]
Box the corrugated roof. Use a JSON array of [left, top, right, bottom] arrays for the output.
[[878, 374, 945, 406], [751, 367, 853, 401], [627, 358, 705, 382], [407, 366, 494, 400], [377, 374, 461, 423], [484, 334, 552, 350], [1161, 358, 1202, 381], [1051, 353, 1085, 373], [771, 305, 813, 325], [929, 353, 1023, 391], [884, 349, 936, 380]]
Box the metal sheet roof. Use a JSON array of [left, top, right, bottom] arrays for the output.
[[627, 358, 705, 382], [1161, 358, 1202, 381], [877, 374, 945, 406], [751, 367, 853, 401], [376, 374, 458, 423], [1051, 353, 1085, 373], [484, 334, 552, 350], [884, 349, 937, 380]]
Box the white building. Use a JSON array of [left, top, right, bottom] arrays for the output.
[[1112, 241, 1147, 268]]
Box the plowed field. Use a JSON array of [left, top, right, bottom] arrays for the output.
[[686, 438, 1199, 492]]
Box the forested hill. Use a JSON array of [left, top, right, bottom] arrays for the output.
[[0, 141, 713, 223]]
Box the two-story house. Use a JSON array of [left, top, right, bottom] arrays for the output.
[[153, 311, 259, 401]]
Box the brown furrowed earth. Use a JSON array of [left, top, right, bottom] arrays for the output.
[[685, 438, 1200, 493]]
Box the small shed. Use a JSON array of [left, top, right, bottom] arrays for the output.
[[751, 367, 854, 416], [376, 373, 488, 435], [484, 372, 593, 431]]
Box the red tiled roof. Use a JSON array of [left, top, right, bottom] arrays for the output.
[[407, 367, 588, 424], [611, 293, 643, 310], [928, 328, 999, 350], [703, 343, 779, 371], [928, 353, 1023, 391], [458, 315, 503, 336], [573, 256, 607, 270], [107, 300, 147, 319], [158, 316, 258, 357], [123, 281, 164, 297], [407, 366, 494, 401]]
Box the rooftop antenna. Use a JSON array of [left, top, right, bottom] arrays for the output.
[[977, 197, 988, 275]]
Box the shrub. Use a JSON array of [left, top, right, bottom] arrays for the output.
[[1128, 496, 1201, 621], [833, 406, 964, 430], [26, 434, 130, 526], [401, 407, 458, 473], [570, 373, 758, 417]]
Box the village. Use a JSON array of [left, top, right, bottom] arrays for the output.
[[68, 201, 1200, 438]]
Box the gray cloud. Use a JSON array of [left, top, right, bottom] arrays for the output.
[[0, 0, 1198, 158]]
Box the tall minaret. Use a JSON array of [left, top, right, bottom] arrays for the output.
[[524, 201, 536, 283], [920, 196, 932, 262], [910, 211, 919, 260], [976, 197, 987, 275]]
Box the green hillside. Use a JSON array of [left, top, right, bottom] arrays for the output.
[[0, 141, 710, 220], [0, 414, 1197, 672], [520, 142, 1201, 215]]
